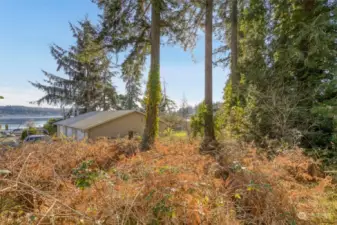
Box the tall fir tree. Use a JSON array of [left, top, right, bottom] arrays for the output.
[[30, 19, 117, 114], [202, 0, 216, 151], [141, 0, 162, 150], [230, 0, 239, 93], [120, 77, 142, 110], [96, 0, 202, 149]]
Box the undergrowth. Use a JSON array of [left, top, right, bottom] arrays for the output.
[[0, 138, 335, 224]]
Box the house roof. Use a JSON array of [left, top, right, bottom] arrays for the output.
[[54, 111, 99, 127], [55, 110, 164, 131]]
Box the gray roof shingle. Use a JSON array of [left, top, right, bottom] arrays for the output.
[[55, 110, 140, 130]]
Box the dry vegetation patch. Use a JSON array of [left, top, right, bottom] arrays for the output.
[[216, 141, 336, 224], [0, 139, 335, 224], [0, 139, 237, 224]]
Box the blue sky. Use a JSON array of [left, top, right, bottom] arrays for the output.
[[0, 0, 229, 108]]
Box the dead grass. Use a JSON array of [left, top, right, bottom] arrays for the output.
[[215, 140, 336, 224], [0, 138, 335, 224]]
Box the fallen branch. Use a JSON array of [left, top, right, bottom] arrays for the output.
[[37, 200, 56, 225]]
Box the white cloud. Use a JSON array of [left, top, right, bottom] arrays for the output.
[[0, 86, 55, 107]]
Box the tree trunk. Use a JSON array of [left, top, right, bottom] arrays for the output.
[[203, 0, 215, 144], [230, 0, 239, 93], [102, 77, 106, 111], [141, 0, 161, 151], [85, 68, 91, 113]]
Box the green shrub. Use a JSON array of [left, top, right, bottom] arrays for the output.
[[72, 160, 98, 189], [21, 127, 37, 140], [190, 103, 207, 137], [191, 102, 221, 138], [43, 118, 61, 136], [163, 128, 173, 137]]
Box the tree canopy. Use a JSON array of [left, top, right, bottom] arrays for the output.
[[30, 19, 118, 115]]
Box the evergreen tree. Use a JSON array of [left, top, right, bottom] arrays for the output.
[[202, 0, 217, 151], [117, 77, 142, 110], [268, 0, 337, 148], [219, 0, 268, 139], [98, 59, 118, 111], [96, 0, 201, 149], [30, 19, 117, 114], [141, 0, 162, 150], [216, 0, 337, 154], [230, 0, 239, 93]]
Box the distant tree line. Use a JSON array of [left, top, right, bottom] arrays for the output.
[[0, 106, 62, 116]]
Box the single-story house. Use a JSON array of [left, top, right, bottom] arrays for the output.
[[55, 110, 168, 140]]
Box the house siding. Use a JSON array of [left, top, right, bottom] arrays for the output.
[[76, 129, 86, 140], [57, 125, 66, 137], [88, 112, 167, 139], [56, 111, 167, 140]]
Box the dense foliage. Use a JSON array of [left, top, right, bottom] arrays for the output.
[[190, 103, 207, 138], [216, 0, 337, 163], [21, 127, 38, 140], [43, 118, 61, 136]]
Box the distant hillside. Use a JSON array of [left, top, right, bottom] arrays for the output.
[[0, 105, 62, 116]]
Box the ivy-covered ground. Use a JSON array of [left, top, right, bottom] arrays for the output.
[[0, 138, 336, 224]]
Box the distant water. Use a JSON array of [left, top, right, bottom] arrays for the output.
[[0, 115, 62, 130]]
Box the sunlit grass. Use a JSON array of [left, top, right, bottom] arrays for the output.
[[172, 131, 187, 137]]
